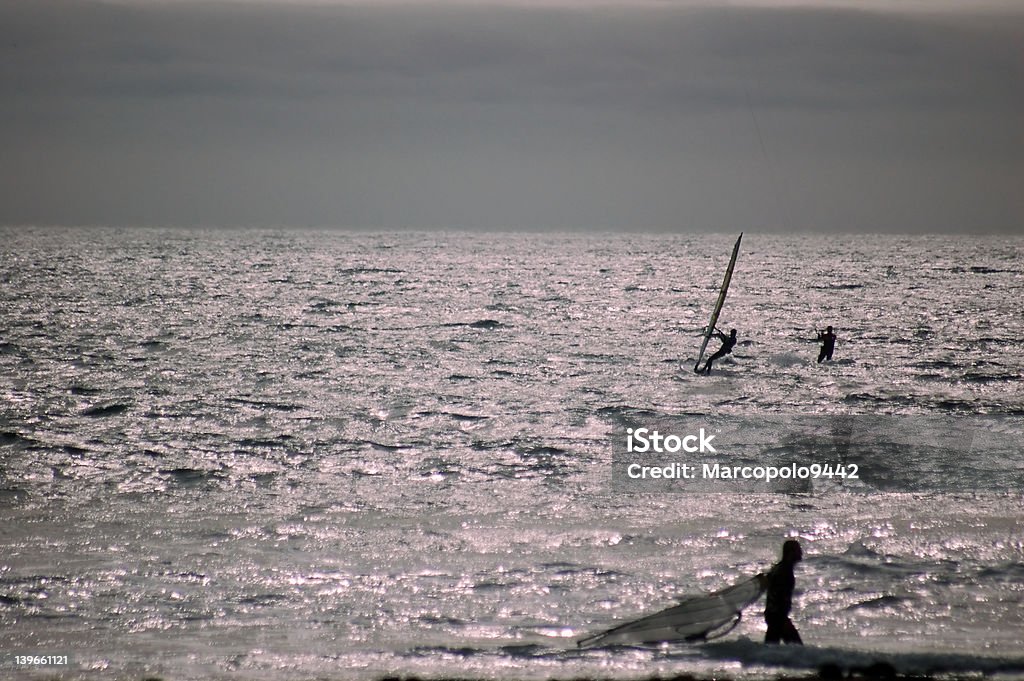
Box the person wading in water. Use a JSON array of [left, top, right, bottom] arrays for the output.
[[760, 539, 804, 645]]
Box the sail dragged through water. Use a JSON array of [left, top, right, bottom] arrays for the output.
[[577, 574, 765, 648], [694, 233, 743, 373]]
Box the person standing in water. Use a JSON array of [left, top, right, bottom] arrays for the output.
[[700, 328, 737, 374], [817, 326, 836, 363], [760, 539, 804, 645]]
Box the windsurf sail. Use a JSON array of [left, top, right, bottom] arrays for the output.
[[694, 233, 743, 373], [577, 574, 764, 648]]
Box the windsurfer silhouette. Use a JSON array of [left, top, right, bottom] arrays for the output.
[[759, 539, 804, 645], [700, 328, 737, 374], [816, 326, 836, 363]]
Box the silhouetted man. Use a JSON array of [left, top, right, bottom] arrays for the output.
[[817, 326, 836, 363], [700, 328, 737, 374], [761, 539, 803, 645]]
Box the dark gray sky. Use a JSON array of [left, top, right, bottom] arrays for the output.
[[2, 0, 1022, 232]]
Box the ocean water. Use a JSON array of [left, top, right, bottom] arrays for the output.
[[1, 227, 1022, 680]]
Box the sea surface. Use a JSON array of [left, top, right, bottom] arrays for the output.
[[1, 227, 1022, 680]]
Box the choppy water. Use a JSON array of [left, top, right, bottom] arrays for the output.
[[1, 227, 1022, 680]]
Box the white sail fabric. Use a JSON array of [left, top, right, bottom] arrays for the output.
[[577, 574, 764, 648]]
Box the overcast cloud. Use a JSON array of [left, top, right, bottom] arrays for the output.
[[1, 0, 1021, 232]]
